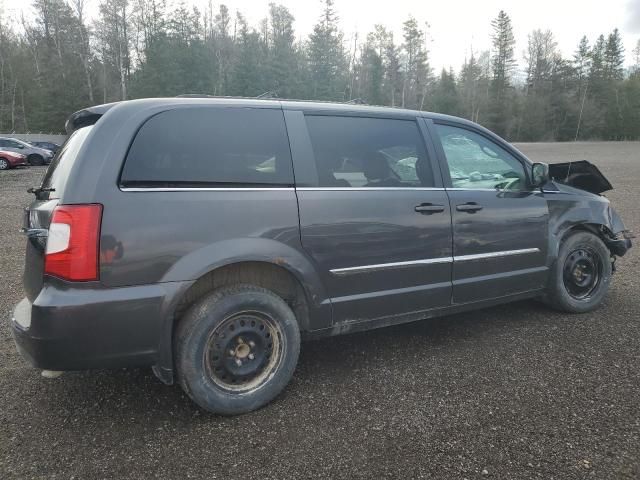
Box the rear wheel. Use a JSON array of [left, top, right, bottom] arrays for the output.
[[175, 284, 300, 415], [545, 231, 612, 313], [0, 158, 9, 170], [28, 154, 45, 166]]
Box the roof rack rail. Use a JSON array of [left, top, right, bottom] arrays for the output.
[[176, 94, 217, 98], [345, 98, 367, 105], [256, 91, 279, 99]]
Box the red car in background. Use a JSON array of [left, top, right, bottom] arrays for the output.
[[0, 150, 28, 170]]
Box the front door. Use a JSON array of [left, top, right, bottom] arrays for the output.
[[287, 111, 453, 324], [431, 121, 549, 304]]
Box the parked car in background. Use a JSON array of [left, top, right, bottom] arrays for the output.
[[0, 137, 54, 165], [12, 98, 633, 415], [0, 150, 28, 170], [28, 141, 61, 154]]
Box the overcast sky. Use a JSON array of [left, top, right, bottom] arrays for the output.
[[3, 0, 640, 73]]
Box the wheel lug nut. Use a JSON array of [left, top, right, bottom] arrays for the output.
[[235, 359, 242, 366], [237, 337, 244, 344], [229, 349, 235, 356], [248, 353, 255, 360], [249, 341, 255, 347]]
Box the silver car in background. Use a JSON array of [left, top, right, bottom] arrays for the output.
[[0, 137, 54, 165]]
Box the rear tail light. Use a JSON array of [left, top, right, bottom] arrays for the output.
[[44, 204, 103, 281]]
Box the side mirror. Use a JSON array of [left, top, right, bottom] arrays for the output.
[[531, 162, 549, 188]]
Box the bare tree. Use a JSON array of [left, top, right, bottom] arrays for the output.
[[70, 0, 94, 103]]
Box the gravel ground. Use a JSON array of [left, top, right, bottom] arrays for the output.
[[1, 142, 639, 479]]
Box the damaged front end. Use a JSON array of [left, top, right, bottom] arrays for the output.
[[548, 160, 613, 195], [545, 160, 633, 259]]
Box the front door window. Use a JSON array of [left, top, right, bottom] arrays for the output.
[[435, 124, 526, 191]]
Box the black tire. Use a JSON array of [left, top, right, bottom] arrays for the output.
[[0, 157, 9, 170], [544, 231, 612, 313], [28, 154, 44, 166], [175, 284, 300, 415]]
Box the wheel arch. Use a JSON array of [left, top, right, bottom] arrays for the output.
[[153, 239, 332, 384], [547, 195, 627, 262], [550, 222, 617, 262]]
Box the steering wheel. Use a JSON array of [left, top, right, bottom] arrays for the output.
[[495, 177, 520, 191]]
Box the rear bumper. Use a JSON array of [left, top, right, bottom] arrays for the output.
[[10, 280, 190, 372]]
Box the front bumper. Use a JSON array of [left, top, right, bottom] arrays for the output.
[[10, 280, 189, 371], [604, 231, 633, 257]]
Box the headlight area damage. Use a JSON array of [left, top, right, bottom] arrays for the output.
[[602, 207, 634, 258], [548, 160, 633, 259]]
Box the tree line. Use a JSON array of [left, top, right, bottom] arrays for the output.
[[0, 0, 639, 140]]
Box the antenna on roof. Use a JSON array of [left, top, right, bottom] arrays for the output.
[[256, 91, 279, 99], [345, 98, 367, 105]]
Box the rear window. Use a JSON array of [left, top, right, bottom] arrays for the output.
[[41, 126, 92, 199], [120, 108, 293, 187], [304, 115, 433, 188]]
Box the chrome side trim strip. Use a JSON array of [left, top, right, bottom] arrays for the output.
[[296, 187, 445, 191], [330, 257, 453, 275], [454, 248, 541, 262], [120, 187, 295, 192], [329, 248, 541, 275], [447, 187, 541, 193], [120, 186, 554, 194], [446, 187, 500, 192]]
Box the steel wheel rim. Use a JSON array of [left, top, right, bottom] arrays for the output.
[[204, 311, 284, 393], [563, 247, 602, 300]]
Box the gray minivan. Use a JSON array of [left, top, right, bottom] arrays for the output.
[[12, 98, 632, 414]]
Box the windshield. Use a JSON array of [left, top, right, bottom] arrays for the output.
[[41, 126, 92, 199]]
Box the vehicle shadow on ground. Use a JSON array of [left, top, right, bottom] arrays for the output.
[[6, 299, 567, 423]]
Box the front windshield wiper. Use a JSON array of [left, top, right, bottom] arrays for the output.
[[27, 186, 55, 195]]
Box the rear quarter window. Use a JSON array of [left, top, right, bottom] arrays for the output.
[[41, 126, 92, 199], [120, 107, 294, 187]]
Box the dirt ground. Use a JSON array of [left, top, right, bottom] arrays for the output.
[[1, 142, 639, 479]]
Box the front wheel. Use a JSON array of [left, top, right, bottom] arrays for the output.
[[175, 284, 300, 415], [545, 231, 612, 313]]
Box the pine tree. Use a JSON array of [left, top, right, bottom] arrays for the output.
[[308, 0, 347, 100], [519, 29, 559, 140], [383, 32, 402, 107], [266, 4, 297, 97], [432, 68, 459, 115], [459, 53, 482, 121], [488, 10, 516, 137], [603, 28, 625, 81], [401, 16, 430, 109], [355, 33, 384, 105], [573, 36, 591, 86], [230, 12, 264, 96]]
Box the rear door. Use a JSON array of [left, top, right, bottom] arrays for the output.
[[286, 110, 453, 324], [22, 126, 94, 301], [430, 121, 549, 303]]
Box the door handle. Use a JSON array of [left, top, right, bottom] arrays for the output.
[[456, 202, 483, 213], [415, 203, 445, 214]]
